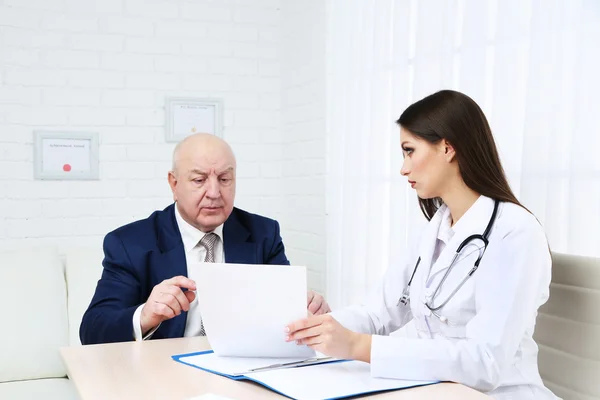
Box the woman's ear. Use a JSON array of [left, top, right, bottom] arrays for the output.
[[442, 140, 456, 162]]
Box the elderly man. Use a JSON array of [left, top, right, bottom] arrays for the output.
[[80, 133, 329, 344]]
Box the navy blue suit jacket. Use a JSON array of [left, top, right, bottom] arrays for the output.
[[80, 204, 289, 345]]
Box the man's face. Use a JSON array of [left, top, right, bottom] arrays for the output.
[[169, 143, 236, 232]]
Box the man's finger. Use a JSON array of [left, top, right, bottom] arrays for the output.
[[308, 296, 323, 314], [160, 293, 183, 315], [164, 286, 191, 312], [164, 275, 196, 290], [307, 290, 315, 303], [313, 304, 326, 315], [184, 290, 196, 303], [154, 302, 176, 319]]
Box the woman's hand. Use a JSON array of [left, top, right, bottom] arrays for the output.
[[285, 314, 372, 362]]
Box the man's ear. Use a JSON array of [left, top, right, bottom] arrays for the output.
[[168, 171, 178, 202]]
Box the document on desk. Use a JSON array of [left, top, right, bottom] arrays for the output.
[[173, 351, 437, 400], [194, 262, 315, 358]]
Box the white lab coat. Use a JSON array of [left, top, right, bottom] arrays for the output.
[[332, 196, 559, 399]]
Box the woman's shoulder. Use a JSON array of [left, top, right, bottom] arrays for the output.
[[496, 201, 547, 242]]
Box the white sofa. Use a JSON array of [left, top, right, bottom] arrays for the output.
[[0, 247, 104, 400]]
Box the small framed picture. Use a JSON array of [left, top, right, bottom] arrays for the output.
[[165, 97, 224, 142], [33, 130, 99, 180]]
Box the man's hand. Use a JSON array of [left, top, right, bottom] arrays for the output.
[[307, 290, 331, 315], [140, 276, 196, 335]]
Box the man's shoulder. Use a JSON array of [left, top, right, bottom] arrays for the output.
[[229, 207, 280, 233], [107, 204, 174, 243]]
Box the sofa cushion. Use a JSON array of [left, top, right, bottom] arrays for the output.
[[534, 252, 600, 400], [0, 378, 79, 400], [65, 248, 105, 346], [0, 247, 69, 382]]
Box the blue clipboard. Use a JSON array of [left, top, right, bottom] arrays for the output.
[[172, 350, 437, 400]]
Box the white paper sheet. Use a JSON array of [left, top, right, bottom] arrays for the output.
[[194, 263, 315, 358], [252, 360, 436, 400]]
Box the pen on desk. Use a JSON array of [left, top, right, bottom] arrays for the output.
[[243, 357, 334, 374]]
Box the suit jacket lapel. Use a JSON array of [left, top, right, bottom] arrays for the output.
[[152, 203, 188, 338], [223, 209, 257, 264]]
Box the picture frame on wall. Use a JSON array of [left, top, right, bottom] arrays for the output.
[[33, 130, 99, 180], [165, 97, 224, 142]]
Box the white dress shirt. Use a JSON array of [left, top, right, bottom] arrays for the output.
[[132, 204, 224, 340]]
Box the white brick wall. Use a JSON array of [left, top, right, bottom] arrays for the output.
[[280, 0, 327, 294], [0, 0, 284, 255]]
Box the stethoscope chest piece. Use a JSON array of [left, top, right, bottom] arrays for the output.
[[397, 286, 410, 306]]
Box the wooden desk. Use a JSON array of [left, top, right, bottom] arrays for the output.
[[61, 337, 488, 400]]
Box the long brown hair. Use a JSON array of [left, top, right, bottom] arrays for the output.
[[397, 90, 523, 220]]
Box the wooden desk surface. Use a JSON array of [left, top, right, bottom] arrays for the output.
[[61, 337, 488, 400]]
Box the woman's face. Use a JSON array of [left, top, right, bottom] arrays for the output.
[[399, 128, 454, 199]]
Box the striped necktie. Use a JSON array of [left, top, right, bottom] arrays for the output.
[[198, 233, 219, 336]]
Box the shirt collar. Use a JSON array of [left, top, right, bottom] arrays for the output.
[[174, 203, 224, 254], [434, 195, 496, 243], [436, 206, 454, 245]]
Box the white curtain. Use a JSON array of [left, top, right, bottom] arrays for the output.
[[325, 0, 600, 309]]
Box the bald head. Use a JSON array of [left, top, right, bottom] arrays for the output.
[[172, 133, 236, 174], [168, 133, 237, 232]]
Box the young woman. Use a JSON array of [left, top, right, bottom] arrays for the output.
[[286, 90, 557, 399]]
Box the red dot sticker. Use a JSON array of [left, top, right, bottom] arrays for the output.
[[63, 164, 72, 172]]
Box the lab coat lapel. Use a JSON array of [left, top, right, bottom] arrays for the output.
[[410, 207, 445, 323], [427, 196, 496, 278]]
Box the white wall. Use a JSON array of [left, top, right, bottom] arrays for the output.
[[0, 0, 284, 253], [279, 1, 327, 293]]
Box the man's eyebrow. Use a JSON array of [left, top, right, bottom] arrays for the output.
[[189, 169, 207, 175], [218, 167, 234, 174]]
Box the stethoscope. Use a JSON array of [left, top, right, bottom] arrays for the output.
[[397, 200, 500, 324]]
